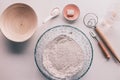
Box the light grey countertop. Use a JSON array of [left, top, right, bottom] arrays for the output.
[[0, 0, 120, 80]]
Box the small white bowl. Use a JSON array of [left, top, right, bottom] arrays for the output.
[[0, 3, 38, 42]]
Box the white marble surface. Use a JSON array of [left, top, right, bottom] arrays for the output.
[[0, 0, 120, 80]]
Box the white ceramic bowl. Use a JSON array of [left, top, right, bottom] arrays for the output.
[[0, 3, 37, 42]]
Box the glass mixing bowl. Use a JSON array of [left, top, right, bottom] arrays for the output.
[[34, 25, 93, 80]]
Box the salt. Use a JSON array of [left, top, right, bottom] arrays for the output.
[[67, 9, 74, 17]]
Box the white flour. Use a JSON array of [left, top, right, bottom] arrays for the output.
[[43, 35, 84, 79]]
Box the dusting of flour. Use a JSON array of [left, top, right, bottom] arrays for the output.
[[43, 35, 84, 78]]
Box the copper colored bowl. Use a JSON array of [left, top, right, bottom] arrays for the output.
[[63, 4, 80, 21]]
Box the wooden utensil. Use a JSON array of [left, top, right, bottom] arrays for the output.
[[83, 13, 120, 62], [95, 27, 120, 63]]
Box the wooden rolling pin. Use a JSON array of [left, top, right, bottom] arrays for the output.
[[95, 27, 120, 63]]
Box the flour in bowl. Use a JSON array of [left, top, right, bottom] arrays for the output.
[[43, 35, 84, 79]]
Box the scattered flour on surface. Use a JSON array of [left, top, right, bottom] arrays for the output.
[[43, 35, 84, 78]]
